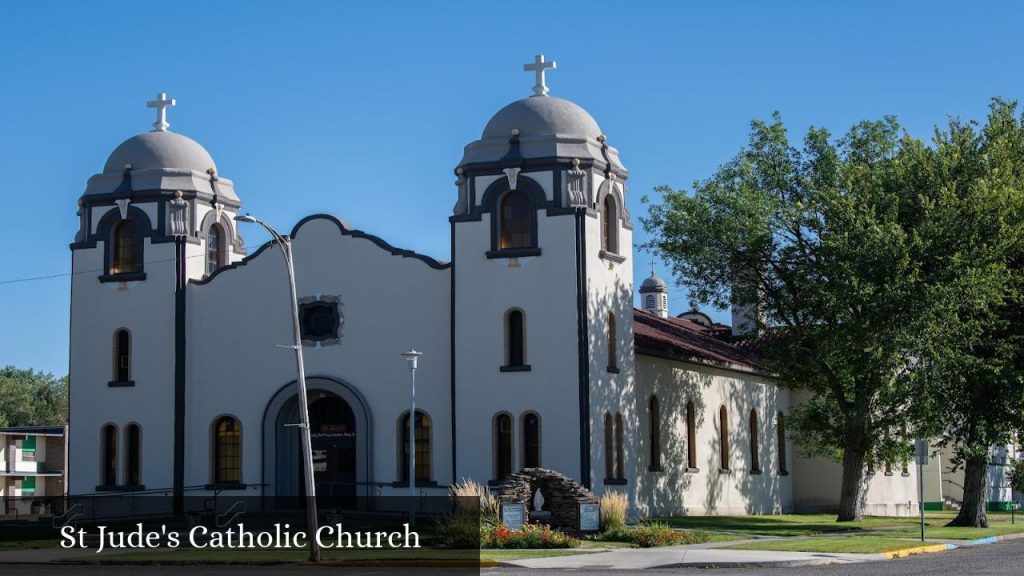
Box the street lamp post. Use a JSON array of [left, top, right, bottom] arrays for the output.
[[235, 214, 320, 562], [401, 349, 422, 527]]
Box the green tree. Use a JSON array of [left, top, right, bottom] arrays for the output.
[[0, 366, 68, 426], [1009, 458, 1024, 496], [642, 113, 991, 521], [913, 100, 1024, 528]]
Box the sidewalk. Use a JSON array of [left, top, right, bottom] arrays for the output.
[[503, 540, 881, 570]]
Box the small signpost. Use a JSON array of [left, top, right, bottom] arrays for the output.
[[578, 502, 601, 533], [312, 450, 327, 473], [500, 503, 526, 531], [915, 439, 929, 542]]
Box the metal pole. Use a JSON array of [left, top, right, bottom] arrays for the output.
[[919, 462, 925, 542], [283, 239, 321, 562], [409, 362, 416, 527], [236, 215, 322, 561]]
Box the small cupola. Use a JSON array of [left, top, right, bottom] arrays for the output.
[[639, 271, 669, 318]]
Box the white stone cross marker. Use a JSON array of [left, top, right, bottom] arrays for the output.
[[147, 92, 176, 132], [524, 54, 557, 96]]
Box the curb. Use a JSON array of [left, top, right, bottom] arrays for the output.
[[648, 560, 852, 569], [958, 531, 1024, 547], [883, 543, 956, 559]]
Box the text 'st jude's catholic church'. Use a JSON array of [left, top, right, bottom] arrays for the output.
[[68, 56, 922, 516]]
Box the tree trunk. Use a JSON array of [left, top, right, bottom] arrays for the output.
[[836, 440, 868, 522], [947, 455, 989, 528]]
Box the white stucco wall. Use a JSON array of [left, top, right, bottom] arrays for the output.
[[627, 356, 794, 515], [788, 391, 920, 516], [453, 209, 584, 484], [69, 203, 178, 494], [187, 215, 451, 497]]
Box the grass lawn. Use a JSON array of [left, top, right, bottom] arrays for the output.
[[724, 536, 939, 554], [701, 531, 751, 543], [654, 514, 920, 537], [655, 513, 1024, 540], [873, 522, 1024, 540]]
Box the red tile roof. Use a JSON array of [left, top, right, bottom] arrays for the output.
[[632, 309, 761, 372]]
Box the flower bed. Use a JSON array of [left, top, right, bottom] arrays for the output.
[[481, 523, 581, 549]]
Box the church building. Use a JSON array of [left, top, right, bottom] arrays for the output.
[[67, 56, 920, 516]]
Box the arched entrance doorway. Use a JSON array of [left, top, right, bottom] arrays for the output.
[[263, 377, 372, 505]]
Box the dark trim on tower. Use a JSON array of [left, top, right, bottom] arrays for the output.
[[574, 208, 591, 489], [458, 157, 628, 184], [65, 252, 75, 498], [449, 220, 457, 485], [172, 236, 187, 516]]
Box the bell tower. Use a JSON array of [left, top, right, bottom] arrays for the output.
[[451, 56, 634, 490], [67, 94, 244, 499]]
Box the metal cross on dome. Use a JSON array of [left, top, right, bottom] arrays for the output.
[[147, 92, 176, 132], [523, 54, 556, 96]]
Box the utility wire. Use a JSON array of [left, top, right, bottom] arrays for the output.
[[0, 245, 265, 287]]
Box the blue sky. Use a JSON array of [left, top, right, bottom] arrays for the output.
[[1, 1, 1022, 376]]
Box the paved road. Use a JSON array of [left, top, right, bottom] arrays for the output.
[[0, 538, 1020, 575], [489, 537, 1024, 576]]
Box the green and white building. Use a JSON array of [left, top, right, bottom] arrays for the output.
[[0, 426, 67, 516]]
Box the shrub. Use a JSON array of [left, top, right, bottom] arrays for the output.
[[600, 491, 628, 533], [598, 522, 709, 548], [1009, 459, 1024, 495], [450, 477, 499, 522], [432, 512, 481, 549], [481, 523, 581, 549]]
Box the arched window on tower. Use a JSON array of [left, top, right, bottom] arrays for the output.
[[649, 396, 662, 471], [400, 410, 431, 482], [213, 416, 241, 484], [602, 195, 619, 254], [110, 220, 141, 275], [494, 413, 513, 480], [749, 409, 761, 473], [604, 412, 614, 479], [125, 423, 141, 487], [777, 411, 788, 474], [499, 190, 532, 249], [607, 312, 618, 371], [100, 424, 118, 487], [206, 223, 225, 275], [719, 405, 730, 471], [614, 412, 625, 479], [504, 309, 527, 369], [686, 401, 697, 469], [522, 412, 541, 468], [113, 329, 131, 384]]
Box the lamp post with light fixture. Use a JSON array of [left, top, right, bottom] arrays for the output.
[[401, 349, 422, 526], [234, 213, 320, 562]]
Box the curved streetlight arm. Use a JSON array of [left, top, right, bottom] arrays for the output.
[[233, 213, 321, 562], [235, 214, 290, 258]]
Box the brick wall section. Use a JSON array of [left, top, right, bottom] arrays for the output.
[[44, 435, 65, 474]]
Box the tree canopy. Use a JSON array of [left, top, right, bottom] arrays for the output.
[[0, 366, 68, 427], [643, 101, 1023, 521]]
